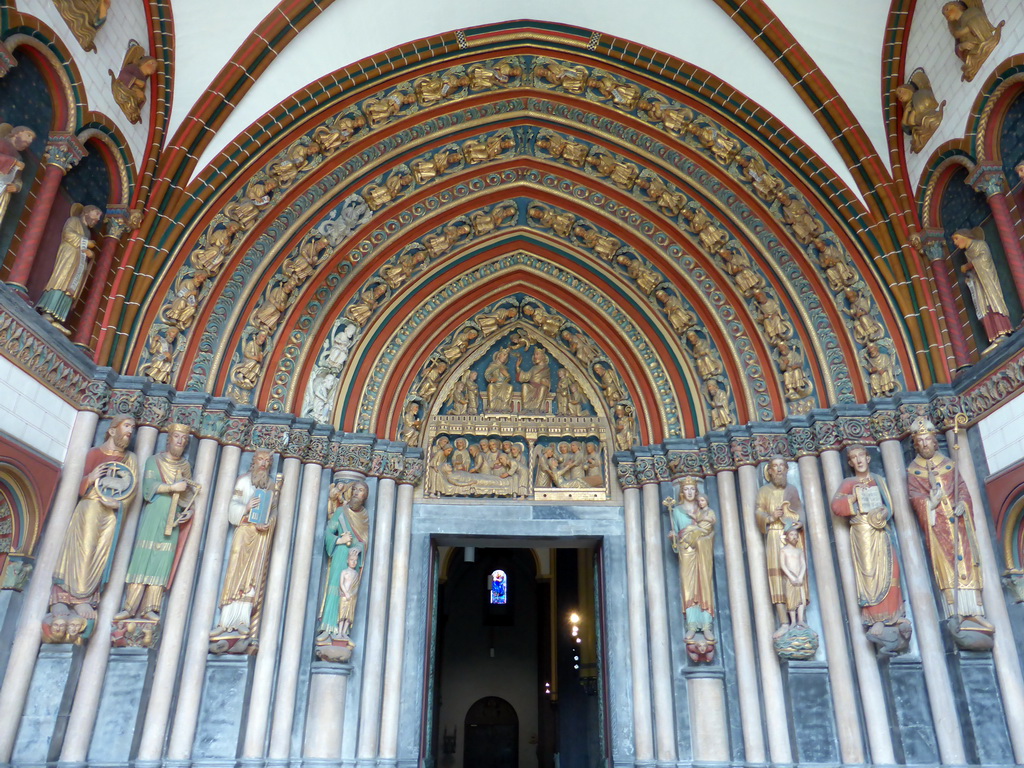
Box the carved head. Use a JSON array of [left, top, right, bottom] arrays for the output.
[[846, 444, 871, 475], [767, 456, 788, 487], [348, 480, 368, 509], [107, 416, 136, 450], [9, 126, 35, 151], [165, 424, 190, 458]]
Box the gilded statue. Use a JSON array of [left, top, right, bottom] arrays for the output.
[[467, 60, 520, 90], [843, 288, 885, 344], [812, 237, 857, 292], [45, 416, 138, 643], [231, 330, 270, 393], [0, 125, 36, 230], [475, 306, 518, 337], [638, 174, 686, 217], [37, 204, 103, 330], [412, 148, 459, 184], [523, 304, 564, 337], [664, 478, 716, 659], [269, 138, 323, 187], [312, 114, 365, 154], [418, 359, 448, 399], [592, 363, 624, 404], [953, 227, 1012, 344], [704, 379, 733, 430], [616, 254, 659, 295], [686, 331, 722, 380], [439, 328, 480, 363], [690, 122, 740, 165], [462, 134, 514, 165], [895, 69, 945, 154], [681, 204, 728, 253], [381, 249, 426, 290], [643, 99, 693, 135], [753, 291, 792, 344], [942, 1, 1004, 82], [755, 457, 817, 658], [363, 90, 413, 126], [529, 204, 576, 238], [831, 445, 912, 656], [108, 41, 157, 124], [193, 221, 241, 275], [589, 153, 639, 188], [283, 235, 327, 285], [226, 178, 277, 230], [362, 167, 412, 211], [720, 245, 764, 297], [400, 400, 422, 446], [561, 329, 602, 367], [775, 342, 812, 401], [516, 347, 553, 413], [589, 75, 641, 111], [613, 403, 636, 452], [345, 283, 388, 326], [737, 152, 784, 202], [253, 280, 296, 333], [140, 327, 178, 383], [777, 192, 823, 245], [907, 419, 994, 648], [421, 222, 471, 259], [446, 369, 481, 415], [655, 288, 696, 336], [536, 130, 589, 167], [575, 225, 620, 262], [485, 348, 514, 411], [534, 61, 588, 94], [112, 425, 200, 646], [53, 0, 110, 52], [863, 343, 897, 398], [470, 204, 516, 236], [316, 480, 369, 661], [414, 71, 465, 105], [210, 450, 281, 654]]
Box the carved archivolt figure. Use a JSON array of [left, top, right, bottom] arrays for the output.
[[37, 204, 103, 329], [686, 331, 722, 380], [843, 289, 885, 345], [227, 178, 277, 231], [46, 416, 138, 643], [231, 330, 269, 390], [813, 238, 857, 292], [616, 254, 659, 295], [575, 225, 620, 262], [613, 403, 635, 451], [54, 0, 110, 52], [400, 400, 422, 446], [655, 288, 696, 336], [704, 379, 733, 430], [896, 69, 945, 154], [953, 228, 1012, 344], [776, 342, 812, 401], [561, 329, 602, 366], [210, 451, 280, 653], [720, 246, 764, 297], [754, 291, 792, 344], [345, 283, 387, 326], [863, 343, 897, 398], [664, 478, 716, 644], [0, 125, 36, 229], [942, 1, 1004, 82], [737, 152, 784, 202], [140, 328, 178, 383], [537, 130, 589, 167], [831, 445, 912, 656], [523, 304, 564, 337], [593, 363, 624, 404], [535, 61, 588, 94], [109, 41, 157, 124], [777, 192, 823, 245], [193, 221, 241, 275], [906, 419, 994, 645]]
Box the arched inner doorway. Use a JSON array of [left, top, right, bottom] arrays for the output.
[[464, 696, 518, 768]]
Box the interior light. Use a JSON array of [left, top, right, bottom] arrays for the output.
[[569, 612, 580, 624]]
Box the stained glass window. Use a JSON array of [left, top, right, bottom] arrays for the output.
[[489, 569, 507, 605]]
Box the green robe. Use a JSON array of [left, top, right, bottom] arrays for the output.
[[124, 454, 191, 587]]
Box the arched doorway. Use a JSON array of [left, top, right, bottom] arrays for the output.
[[464, 696, 518, 768]]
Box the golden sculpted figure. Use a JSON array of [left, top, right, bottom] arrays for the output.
[[831, 445, 912, 655], [345, 283, 388, 326], [704, 379, 733, 430], [523, 304, 564, 337], [655, 288, 696, 336], [576, 225, 620, 262], [112, 425, 199, 646], [863, 343, 897, 398], [686, 331, 722, 380], [665, 478, 716, 659], [690, 122, 740, 165], [534, 61, 589, 94], [253, 280, 296, 333], [414, 71, 465, 105], [942, 1, 1004, 82], [231, 330, 269, 391], [163, 271, 209, 330], [953, 227, 1012, 344], [226, 178, 277, 230], [485, 348, 514, 411], [537, 130, 590, 167], [777, 192, 823, 245], [643, 99, 693, 135], [210, 450, 281, 654], [907, 419, 994, 649], [45, 416, 138, 643], [446, 369, 481, 415], [776, 341, 812, 401], [316, 481, 369, 661], [466, 60, 520, 90], [616, 254, 659, 295], [755, 457, 816, 658], [592, 362, 624, 404], [37, 204, 103, 331], [813, 237, 857, 292], [400, 400, 422, 446], [140, 327, 178, 383], [737, 152, 784, 202], [753, 291, 792, 344], [613, 403, 635, 451], [843, 288, 885, 344], [54, 0, 110, 52], [108, 41, 157, 124], [896, 69, 945, 154], [720, 245, 764, 297], [312, 114, 365, 154], [0, 125, 36, 229], [192, 221, 241, 275], [516, 347, 553, 413]]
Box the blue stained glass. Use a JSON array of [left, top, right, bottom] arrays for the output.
[[489, 569, 507, 605]]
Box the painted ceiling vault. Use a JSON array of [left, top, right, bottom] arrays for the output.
[[18, 0, 1007, 443]]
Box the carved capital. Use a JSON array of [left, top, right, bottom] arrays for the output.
[[250, 423, 289, 453], [869, 410, 903, 442], [104, 210, 131, 240], [199, 409, 228, 440], [106, 389, 143, 421], [788, 427, 817, 458], [380, 452, 405, 481], [336, 442, 373, 474], [399, 457, 424, 485], [917, 228, 948, 261], [139, 395, 172, 428], [305, 435, 331, 465], [167, 403, 203, 433], [42, 133, 87, 172], [708, 442, 734, 472], [615, 460, 639, 490], [968, 164, 1008, 198]]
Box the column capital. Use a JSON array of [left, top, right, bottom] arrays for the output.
[[615, 460, 639, 490], [915, 228, 949, 261], [0, 40, 15, 78], [103, 209, 131, 240], [333, 441, 373, 474], [399, 456, 424, 486], [42, 133, 87, 172], [967, 163, 1008, 198]]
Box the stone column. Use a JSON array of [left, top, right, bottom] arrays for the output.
[[378, 478, 416, 760], [736, 463, 792, 763], [72, 213, 127, 351], [135, 434, 221, 759], [797, 452, 864, 763], [819, 449, 896, 765], [687, 672, 730, 762], [639, 471, 676, 761], [969, 166, 1024, 304], [620, 467, 654, 763], [6, 134, 87, 296], [0, 408, 98, 761], [355, 467, 399, 763], [304, 666, 350, 758], [948, 428, 1024, 763], [714, 468, 764, 762], [164, 443, 243, 760], [268, 458, 325, 759], [879, 438, 966, 764], [242, 454, 302, 756], [920, 232, 972, 369], [59, 424, 158, 761]]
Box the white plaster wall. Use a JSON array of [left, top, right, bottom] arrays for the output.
[[16, 0, 153, 169], [904, 0, 1024, 191], [177, 0, 860, 199], [978, 388, 1024, 475], [0, 357, 76, 462]]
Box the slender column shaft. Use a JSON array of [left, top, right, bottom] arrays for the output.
[[136, 436, 220, 759], [622, 485, 654, 762], [924, 240, 972, 368], [6, 163, 65, 294], [72, 227, 122, 349], [268, 461, 324, 759], [715, 469, 764, 762], [242, 456, 302, 757], [0, 409, 98, 761], [640, 481, 676, 761], [303, 668, 349, 758], [982, 190, 1024, 304], [60, 425, 158, 761], [736, 463, 792, 763], [165, 444, 242, 760], [688, 676, 729, 762], [879, 439, 965, 763], [355, 476, 398, 760], [948, 430, 1024, 762], [798, 454, 864, 763], [379, 482, 416, 759], [820, 449, 896, 764]]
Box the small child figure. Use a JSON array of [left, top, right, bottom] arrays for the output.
[[779, 524, 809, 633], [337, 547, 362, 639]]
